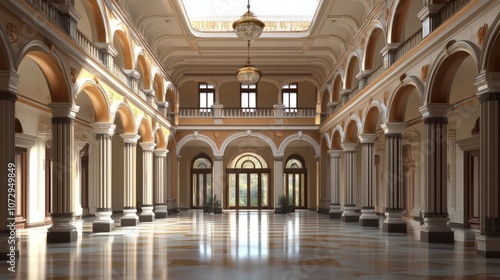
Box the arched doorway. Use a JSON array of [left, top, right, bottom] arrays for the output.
[[227, 153, 270, 209], [191, 155, 213, 209], [284, 155, 307, 209]]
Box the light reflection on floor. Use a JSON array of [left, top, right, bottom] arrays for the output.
[[2, 210, 500, 279]]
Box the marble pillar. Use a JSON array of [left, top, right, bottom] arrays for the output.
[[341, 143, 360, 222], [381, 122, 407, 233], [154, 149, 168, 218], [47, 103, 80, 242], [120, 134, 140, 226], [419, 104, 454, 243], [92, 123, 116, 232], [358, 134, 379, 227], [328, 150, 342, 219], [139, 142, 156, 222]]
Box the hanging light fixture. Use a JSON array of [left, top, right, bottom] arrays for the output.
[[237, 41, 261, 85], [232, 0, 265, 42]]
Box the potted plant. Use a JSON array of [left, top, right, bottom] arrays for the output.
[[288, 197, 295, 213], [276, 195, 289, 214], [204, 196, 214, 213], [213, 195, 222, 214]]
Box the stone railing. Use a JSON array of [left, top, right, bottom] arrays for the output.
[[437, 0, 472, 26], [394, 28, 423, 62], [25, 0, 68, 31], [223, 108, 274, 118], [179, 107, 316, 119], [76, 31, 100, 63], [366, 64, 384, 85]]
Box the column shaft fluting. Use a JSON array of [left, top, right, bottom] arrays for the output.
[[120, 134, 140, 226], [140, 142, 156, 222], [341, 143, 359, 222], [154, 150, 168, 218], [328, 150, 342, 218], [359, 134, 378, 227]]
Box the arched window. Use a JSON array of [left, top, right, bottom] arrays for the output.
[[191, 154, 213, 208], [227, 152, 270, 209], [284, 155, 307, 208]]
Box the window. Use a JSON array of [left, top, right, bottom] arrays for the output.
[[241, 84, 257, 112], [199, 82, 214, 112], [282, 83, 298, 112]]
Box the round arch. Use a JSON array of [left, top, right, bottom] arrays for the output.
[[387, 0, 424, 44], [331, 128, 343, 150], [332, 73, 343, 102], [153, 126, 167, 149], [110, 101, 136, 134], [135, 116, 154, 143], [344, 116, 362, 143], [176, 133, 219, 157], [320, 132, 332, 150], [278, 133, 320, 157], [74, 78, 111, 122], [0, 25, 14, 70], [136, 54, 152, 90], [153, 73, 165, 102], [425, 40, 481, 104], [17, 41, 71, 102], [77, 0, 109, 42], [111, 23, 134, 69], [219, 132, 279, 157], [362, 100, 388, 133], [345, 53, 361, 90], [388, 76, 425, 122], [363, 23, 386, 70], [481, 14, 500, 72]]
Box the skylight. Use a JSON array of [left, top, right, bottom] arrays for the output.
[[180, 0, 320, 34]]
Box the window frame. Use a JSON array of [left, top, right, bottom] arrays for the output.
[[240, 83, 257, 112]]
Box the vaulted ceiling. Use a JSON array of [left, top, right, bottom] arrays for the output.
[[116, 0, 377, 88]]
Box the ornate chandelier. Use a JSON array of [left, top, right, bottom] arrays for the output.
[[232, 0, 265, 42], [237, 41, 261, 85]]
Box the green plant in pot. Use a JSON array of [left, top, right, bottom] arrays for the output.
[[213, 195, 222, 214], [204, 196, 214, 213], [277, 195, 289, 214], [288, 197, 295, 212]]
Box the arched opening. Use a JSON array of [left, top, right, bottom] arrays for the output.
[[365, 28, 385, 71], [112, 30, 133, 69], [227, 152, 270, 209], [346, 56, 360, 90], [284, 155, 307, 209], [390, 0, 423, 43], [191, 154, 213, 209]]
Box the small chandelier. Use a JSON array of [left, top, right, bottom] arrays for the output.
[[237, 41, 261, 85], [232, 0, 265, 42]]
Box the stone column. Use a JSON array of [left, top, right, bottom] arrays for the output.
[[52, 2, 81, 40], [418, 3, 446, 38], [0, 71, 19, 260], [358, 134, 379, 227], [213, 154, 224, 209], [91, 123, 116, 232], [274, 155, 284, 212], [94, 43, 118, 70], [381, 44, 400, 69], [139, 142, 156, 222], [154, 149, 168, 218], [47, 103, 80, 242], [328, 150, 342, 219], [419, 104, 454, 242], [144, 89, 155, 106], [475, 73, 500, 257], [341, 143, 360, 222], [120, 134, 140, 226], [381, 122, 407, 233]]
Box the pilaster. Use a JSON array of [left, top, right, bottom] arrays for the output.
[[274, 155, 284, 212]]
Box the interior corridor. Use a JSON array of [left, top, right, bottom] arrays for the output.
[[1, 211, 499, 279]]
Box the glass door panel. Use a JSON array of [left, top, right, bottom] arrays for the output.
[[192, 174, 197, 207], [250, 173, 259, 207], [239, 174, 247, 207], [199, 174, 205, 207], [261, 174, 268, 207], [229, 174, 236, 207]]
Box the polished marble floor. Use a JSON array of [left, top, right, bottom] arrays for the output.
[[1, 210, 500, 279]]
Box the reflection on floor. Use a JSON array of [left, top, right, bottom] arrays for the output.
[[1, 210, 500, 279]]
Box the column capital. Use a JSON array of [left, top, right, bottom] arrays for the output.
[[341, 142, 357, 152], [49, 103, 80, 119], [328, 149, 342, 158], [94, 43, 118, 57], [156, 101, 169, 108], [143, 89, 155, 97], [92, 122, 116, 136], [381, 122, 406, 134], [139, 142, 156, 151], [154, 149, 168, 157], [475, 72, 500, 96], [419, 103, 450, 118], [358, 134, 377, 144], [120, 134, 140, 144], [214, 154, 224, 161], [0, 70, 20, 94], [123, 69, 141, 79], [381, 43, 401, 55], [274, 155, 284, 161], [327, 101, 339, 108]]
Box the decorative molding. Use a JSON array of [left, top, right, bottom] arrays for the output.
[[6, 22, 18, 44], [421, 64, 429, 82], [70, 66, 77, 84], [213, 132, 220, 138], [275, 131, 282, 138], [477, 23, 488, 48]]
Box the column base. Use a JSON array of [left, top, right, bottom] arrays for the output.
[[383, 209, 406, 233], [476, 235, 500, 258], [47, 214, 78, 243], [121, 209, 139, 226], [154, 205, 168, 219], [359, 208, 379, 227], [93, 211, 114, 233], [341, 205, 360, 222], [421, 214, 453, 243], [329, 203, 342, 219], [140, 206, 155, 222]]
